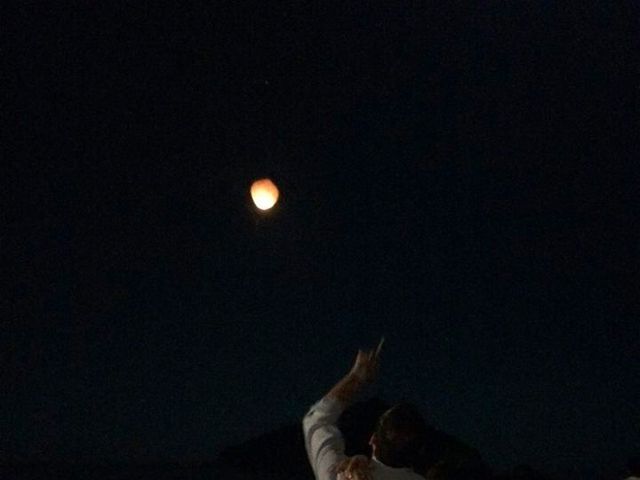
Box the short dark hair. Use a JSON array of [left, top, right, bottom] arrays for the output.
[[375, 403, 428, 469]]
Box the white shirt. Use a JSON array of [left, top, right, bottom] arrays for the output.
[[303, 396, 425, 480]]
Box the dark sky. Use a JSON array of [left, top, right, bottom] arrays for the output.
[[3, 1, 638, 474]]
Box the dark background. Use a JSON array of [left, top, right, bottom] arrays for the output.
[[2, 1, 638, 476]]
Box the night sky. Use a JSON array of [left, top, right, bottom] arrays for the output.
[[3, 2, 638, 475]]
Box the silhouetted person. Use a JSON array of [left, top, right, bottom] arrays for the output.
[[303, 345, 427, 480]]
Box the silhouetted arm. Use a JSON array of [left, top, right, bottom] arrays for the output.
[[303, 345, 381, 480]]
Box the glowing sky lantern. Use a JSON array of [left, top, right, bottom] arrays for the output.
[[250, 178, 279, 211]]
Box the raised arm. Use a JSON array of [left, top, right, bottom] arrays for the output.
[[303, 341, 382, 480]]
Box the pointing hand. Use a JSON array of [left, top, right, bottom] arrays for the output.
[[348, 337, 384, 384]]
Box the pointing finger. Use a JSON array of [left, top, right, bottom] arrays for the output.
[[375, 336, 385, 359]]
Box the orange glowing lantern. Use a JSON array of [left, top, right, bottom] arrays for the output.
[[250, 178, 279, 211]]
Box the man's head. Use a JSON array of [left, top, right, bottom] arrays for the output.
[[369, 403, 428, 469]]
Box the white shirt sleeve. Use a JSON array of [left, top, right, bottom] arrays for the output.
[[303, 396, 348, 480]]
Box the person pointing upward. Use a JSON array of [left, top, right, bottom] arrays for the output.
[[303, 339, 427, 480]]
